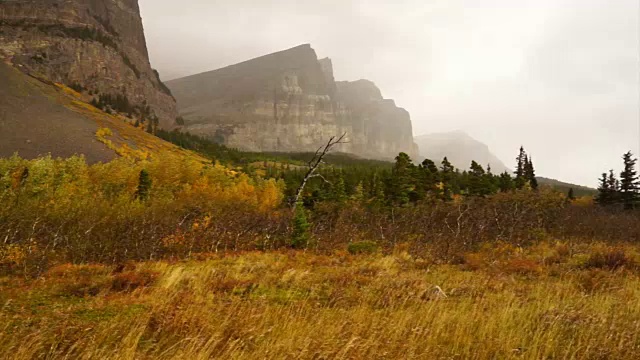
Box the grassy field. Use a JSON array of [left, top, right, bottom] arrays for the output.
[[2, 241, 640, 359]]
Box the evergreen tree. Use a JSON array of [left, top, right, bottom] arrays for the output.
[[620, 151, 639, 210], [498, 171, 514, 192], [596, 172, 610, 205], [567, 188, 575, 201], [291, 203, 310, 249], [608, 170, 620, 204], [440, 157, 455, 201], [333, 175, 347, 203], [371, 174, 386, 206], [525, 156, 538, 190], [351, 181, 365, 202], [389, 152, 415, 205], [468, 161, 491, 196], [421, 159, 439, 174], [135, 169, 152, 200], [515, 146, 527, 189], [418, 159, 439, 200]]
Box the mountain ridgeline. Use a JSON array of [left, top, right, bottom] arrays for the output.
[[166, 44, 418, 161]]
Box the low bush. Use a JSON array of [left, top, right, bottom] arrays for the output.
[[347, 241, 379, 255]]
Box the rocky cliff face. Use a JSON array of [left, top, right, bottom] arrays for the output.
[[0, 0, 177, 128], [166, 44, 417, 160]]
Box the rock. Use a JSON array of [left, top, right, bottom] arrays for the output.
[[0, 0, 178, 129], [166, 44, 418, 161]]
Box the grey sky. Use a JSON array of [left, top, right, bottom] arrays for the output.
[[139, 0, 639, 187]]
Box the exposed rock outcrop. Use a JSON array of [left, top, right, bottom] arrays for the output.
[[166, 44, 418, 160], [0, 0, 178, 128]]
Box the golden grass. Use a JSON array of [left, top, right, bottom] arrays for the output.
[[2, 242, 640, 359]]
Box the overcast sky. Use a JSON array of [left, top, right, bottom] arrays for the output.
[[139, 0, 639, 187]]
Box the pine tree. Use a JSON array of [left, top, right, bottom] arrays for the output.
[[371, 174, 386, 205], [389, 152, 415, 205], [419, 158, 439, 199], [468, 161, 490, 196], [135, 169, 152, 200], [525, 156, 538, 190], [608, 170, 620, 204], [596, 172, 610, 205], [498, 171, 514, 192], [291, 203, 310, 249], [620, 151, 639, 210], [351, 181, 365, 202], [567, 188, 575, 201], [334, 175, 347, 203], [515, 146, 527, 189], [421, 159, 439, 174], [440, 157, 455, 201]]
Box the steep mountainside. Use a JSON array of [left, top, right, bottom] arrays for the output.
[[166, 44, 418, 160], [0, 0, 178, 128], [0, 61, 207, 163], [0, 61, 115, 163], [415, 131, 510, 173]]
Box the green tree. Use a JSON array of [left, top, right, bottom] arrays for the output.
[[351, 181, 365, 202], [333, 175, 347, 203], [468, 161, 491, 197], [440, 157, 455, 201], [514, 146, 527, 189], [389, 152, 415, 205], [498, 171, 514, 192], [525, 156, 538, 190], [135, 169, 152, 200], [596, 172, 610, 205], [567, 188, 575, 201], [620, 151, 639, 210], [421, 159, 439, 174], [291, 203, 311, 249], [608, 170, 620, 204]]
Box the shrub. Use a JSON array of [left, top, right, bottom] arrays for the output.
[[348, 241, 379, 255], [584, 248, 634, 270]]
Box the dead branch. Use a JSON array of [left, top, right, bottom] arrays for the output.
[[292, 133, 348, 211]]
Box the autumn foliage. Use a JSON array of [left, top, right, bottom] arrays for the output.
[[0, 154, 285, 274]]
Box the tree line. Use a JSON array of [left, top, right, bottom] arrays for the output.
[[273, 146, 539, 208], [597, 151, 639, 209]]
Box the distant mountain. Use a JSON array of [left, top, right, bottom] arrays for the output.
[[414, 131, 511, 173]]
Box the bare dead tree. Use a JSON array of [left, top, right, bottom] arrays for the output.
[[292, 133, 348, 212]]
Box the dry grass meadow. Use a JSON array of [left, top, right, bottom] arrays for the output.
[[2, 241, 640, 360]]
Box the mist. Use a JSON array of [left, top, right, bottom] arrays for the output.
[[139, 0, 639, 187]]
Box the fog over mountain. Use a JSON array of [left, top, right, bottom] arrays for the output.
[[139, 0, 639, 187], [415, 131, 511, 174]]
